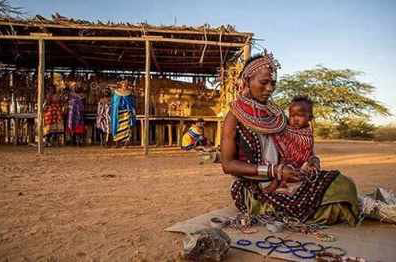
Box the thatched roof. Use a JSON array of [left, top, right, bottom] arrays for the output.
[[0, 15, 253, 74]]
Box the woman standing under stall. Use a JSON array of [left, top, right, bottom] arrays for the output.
[[110, 80, 136, 148], [66, 81, 86, 146], [96, 89, 111, 147], [43, 87, 64, 147]]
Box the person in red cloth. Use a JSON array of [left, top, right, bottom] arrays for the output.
[[265, 96, 320, 193], [43, 89, 64, 147]]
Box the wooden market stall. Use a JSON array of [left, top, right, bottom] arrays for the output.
[[0, 15, 253, 154]]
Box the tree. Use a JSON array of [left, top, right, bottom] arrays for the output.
[[0, 0, 23, 17], [273, 66, 391, 121]]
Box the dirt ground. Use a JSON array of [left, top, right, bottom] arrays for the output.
[[1, 141, 396, 262]]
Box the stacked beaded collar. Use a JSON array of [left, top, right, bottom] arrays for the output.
[[231, 95, 287, 134]]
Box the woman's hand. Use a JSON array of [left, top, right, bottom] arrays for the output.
[[282, 165, 302, 183]]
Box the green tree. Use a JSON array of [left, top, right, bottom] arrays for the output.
[[273, 66, 391, 121]]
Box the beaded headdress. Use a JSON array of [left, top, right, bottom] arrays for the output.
[[238, 49, 281, 93]]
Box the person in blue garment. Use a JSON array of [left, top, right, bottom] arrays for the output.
[[110, 80, 136, 148]]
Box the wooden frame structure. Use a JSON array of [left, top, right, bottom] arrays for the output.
[[0, 17, 252, 154]]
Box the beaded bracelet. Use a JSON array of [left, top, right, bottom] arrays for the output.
[[236, 239, 252, 246], [283, 239, 302, 249], [264, 235, 283, 246], [256, 240, 272, 249], [302, 242, 324, 253], [275, 245, 292, 254], [292, 248, 316, 259]]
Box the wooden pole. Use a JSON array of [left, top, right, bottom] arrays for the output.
[[167, 124, 173, 146], [215, 120, 222, 146], [37, 39, 45, 154], [243, 43, 251, 64], [140, 119, 144, 146], [177, 120, 183, 147], [144, 40, 151, 155]]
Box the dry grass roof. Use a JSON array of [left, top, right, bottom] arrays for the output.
[[0, 15, 253, 74]]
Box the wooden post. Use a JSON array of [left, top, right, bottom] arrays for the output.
[[132, 126, 138, 144], [37, 39, 45, 154], [167, 124, 173, 146], [177, 120, 184, 147], [243, 43, 251, 64], [215, 120, 222, 146], [144, 40, 151, 155], [140, 119, 144, 146]]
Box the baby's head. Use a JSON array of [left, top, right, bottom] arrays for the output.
[[288, 96, 313, 128]]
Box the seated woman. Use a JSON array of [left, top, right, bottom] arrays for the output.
[[221, 51, 359, 225], [181, 118, 209, 151]]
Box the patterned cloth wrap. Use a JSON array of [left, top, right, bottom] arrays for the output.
[[182, 125, 207, 150], [67, 92, 85, 135], [110, 90, 136, 142], [96, 99, 111, 134], [43, 95, 64, 136], [273, 125, 314, 169]]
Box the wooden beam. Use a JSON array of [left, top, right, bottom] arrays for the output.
[[54, 41, 89, 67], [37, 39, 45, 154], [80, 56, 222, 64], [0, 21, 253, 37], [67, 43, 231, 53], [144, 40, 151, 155], [0, 35, 246, 47]]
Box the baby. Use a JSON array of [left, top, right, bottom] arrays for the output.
[[265, 96, 320, 193]]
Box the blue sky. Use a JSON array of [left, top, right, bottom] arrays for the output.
[[13, 0, 396, 124]]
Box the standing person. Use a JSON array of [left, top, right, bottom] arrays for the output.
[[96, 89, 111, 146], [66, 81, 85, 146], [110, 80, 136, 147], [221, 50, 359, 225], [43, 90, 64, 147]]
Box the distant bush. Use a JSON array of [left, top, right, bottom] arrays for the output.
[[315, 118, 378, 140], [314, 121, 337, 139], [374, 126, 396, 141], [336, 118, 376, 140]]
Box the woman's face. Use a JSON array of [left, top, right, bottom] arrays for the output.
[[248, 68, 276, 103]]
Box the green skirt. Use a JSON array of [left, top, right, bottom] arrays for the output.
[[248, 174, 360, 226]]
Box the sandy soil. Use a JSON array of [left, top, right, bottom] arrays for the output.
[[1, 141, 396, 262]]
